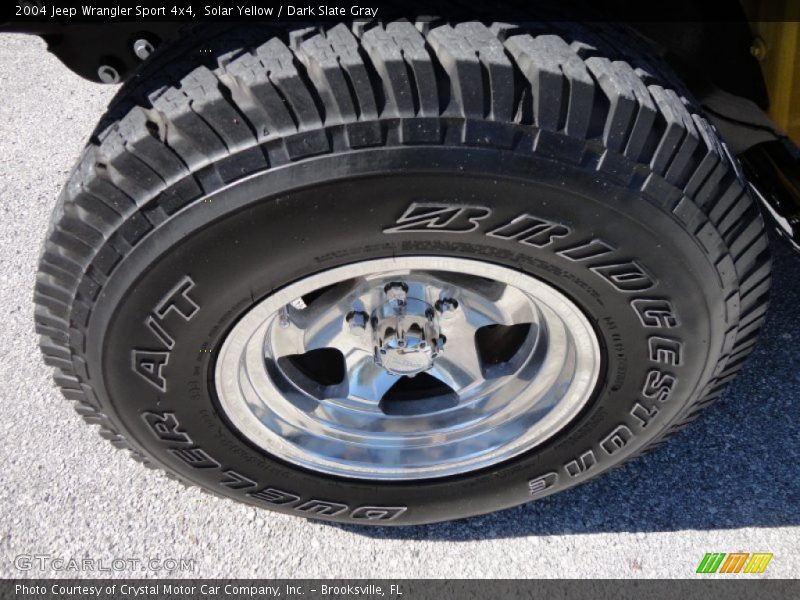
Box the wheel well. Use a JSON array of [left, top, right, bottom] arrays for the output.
[[3, 2, 767, 111]]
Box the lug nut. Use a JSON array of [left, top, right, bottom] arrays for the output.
[[435, 298, 458, 315], [384, 281, 408, 304], [346, 310, 369, 332], [97, 65, 121, 84], [133, 38, 155, 60]]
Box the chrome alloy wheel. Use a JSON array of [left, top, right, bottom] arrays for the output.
[[215, 257, 601, 480]]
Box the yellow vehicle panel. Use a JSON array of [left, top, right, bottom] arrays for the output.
[[746, 0, 800, 144]]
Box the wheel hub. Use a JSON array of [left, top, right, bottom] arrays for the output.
[[350, 281, 446, 377]]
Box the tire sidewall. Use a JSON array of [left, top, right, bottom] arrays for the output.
[[86, 144, 728, 525]]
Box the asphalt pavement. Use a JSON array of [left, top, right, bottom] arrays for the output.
[[0, 34, 798, 579]]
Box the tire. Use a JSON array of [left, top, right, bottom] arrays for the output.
[[35, 21, 771, 525]]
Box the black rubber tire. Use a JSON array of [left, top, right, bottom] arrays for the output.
[[35, 22, 771, 525]]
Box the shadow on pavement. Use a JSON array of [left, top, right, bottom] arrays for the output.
[[334, 238, 800, 540]]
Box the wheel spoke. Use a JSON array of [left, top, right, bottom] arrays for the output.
[[430, 272, 533, 327], [341, 349, 401, 402], [268, 317, 306, 360], [430, 312, 485, 392], [461, 285, 532, 327], [270, 315, 357, 362], [278, 280, 365, 356], [302, 318, 355, 355]]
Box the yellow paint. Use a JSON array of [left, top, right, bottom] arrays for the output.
[[743, 552, 774, 573], [744, 1, 800, 145]]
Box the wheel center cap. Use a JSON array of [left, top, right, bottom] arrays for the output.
[[371, 296, 442, 376]]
